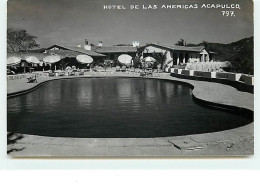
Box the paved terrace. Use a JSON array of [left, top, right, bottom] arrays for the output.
[[7, 71, 254, 157]]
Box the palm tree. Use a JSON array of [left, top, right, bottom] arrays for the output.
[[152, 51, 168, 70], [175, 39, 187, 46], [202, 40, 209, 50], [133, 46, 146, 69]]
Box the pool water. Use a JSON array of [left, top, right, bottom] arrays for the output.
[[7, 78, 252, 138]]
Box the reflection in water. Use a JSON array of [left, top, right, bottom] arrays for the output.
[[144, 80, 156, 99], [75, 79, 92, 106], [117, 79, 132, 99], [7, 78, 252, 138]]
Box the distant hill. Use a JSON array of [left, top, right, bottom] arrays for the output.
[[114, 44, 133, 46], [188, 37, 254, 74]]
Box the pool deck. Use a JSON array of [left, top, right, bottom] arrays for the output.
[[7, 72, 254, 157]]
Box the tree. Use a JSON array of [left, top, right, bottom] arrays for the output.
[[202, 40, 209, 50], [175, 39, 186, 46], [7, 28, 40, 52], [133, 46, 146, 68], [152, 51, 168, 70]]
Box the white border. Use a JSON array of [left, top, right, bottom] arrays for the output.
[[0, 0, 259, 170]]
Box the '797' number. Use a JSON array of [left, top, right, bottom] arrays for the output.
[[222, 11, 235, 17]]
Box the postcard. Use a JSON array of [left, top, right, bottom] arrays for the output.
[[6, 0, 254, 157]]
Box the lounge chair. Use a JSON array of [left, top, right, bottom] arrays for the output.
[[79, 70, 84, 75], [59, 71, 65, 76], [68, 71, 75, 76], [48, 70, 55, 77], [92, 67, 98, 72], [140, 71, 146, 77], [146, 68, 153, 76], [121, 66, 126, 72], [115, 66, 121, 72], [27, 75, 37, 83], [7, 69, 15, 75]]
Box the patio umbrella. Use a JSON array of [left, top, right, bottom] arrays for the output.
[[144, 56, 156, 62], [43, 55, 61, 64], [76, 55, 93, 64], [7, 56, 21, 66], [43, 55, 61, 70], [25, 56, 40, 64], [118, 54, 132, 65]]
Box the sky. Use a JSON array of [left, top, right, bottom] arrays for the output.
[[7, 0, 253, 48]]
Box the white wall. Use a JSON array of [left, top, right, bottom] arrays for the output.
[[143, 45, 211, 67], [142, 46, 173, 65], [188, 53, 200, 63], [199, 49, 210, 62], [50, 47, 60, 51]]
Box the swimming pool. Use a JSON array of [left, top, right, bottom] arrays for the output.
[[7, 78, 252, 138]]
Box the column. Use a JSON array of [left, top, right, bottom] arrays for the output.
[[206, 54, 209, 62], [183, 52, 185, 63], [177, 52, 179, 65]]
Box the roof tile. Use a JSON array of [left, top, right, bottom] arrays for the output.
[[92, 46, 137, 53], [45, 45, 105, 57], [149, 43, 205, 52]]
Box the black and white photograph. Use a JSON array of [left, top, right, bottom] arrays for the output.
[[6, 0, 254, 157]]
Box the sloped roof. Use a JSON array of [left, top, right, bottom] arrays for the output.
[[65, 46, 105, 56], [92, 46, 137, 53], [7, 52, 50, 60], [148, 43, 205, 52], [7, 50, 89, 61], [45, 44, 105, 57], [46, 50, 80, 58]]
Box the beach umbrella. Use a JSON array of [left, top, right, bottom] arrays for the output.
[[43, 55, 61, 64], [76, 55, 93, 64], [144, 56, 156, 62], [118, 54, 132, 65], [143, 57, 156, 68], [43, 55, 61, 71], [25, 56, 40, 64], [7, 56, 21, 66]]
